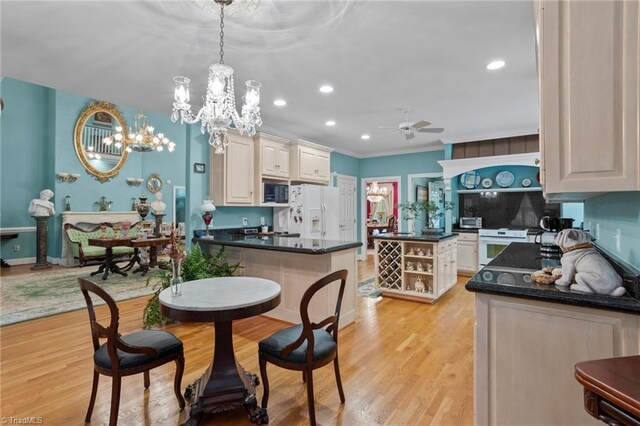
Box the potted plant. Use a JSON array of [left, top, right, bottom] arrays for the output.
[[396, 201, 423, 233], [422, 201, 455, 234]]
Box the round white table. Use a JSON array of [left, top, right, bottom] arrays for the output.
[[160, 277, 281, 425]]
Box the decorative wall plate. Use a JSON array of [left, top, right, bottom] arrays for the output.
[[496, 170, 515, 188], [460, 170, 481, 189], [521, 178, 532, 188], [481, 178, 493, 188], [146, 174, 162, 193]]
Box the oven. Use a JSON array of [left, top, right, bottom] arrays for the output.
[[478, 228, 529, 266]]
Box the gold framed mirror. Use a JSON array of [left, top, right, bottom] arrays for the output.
[[74, 101, 129, 183]]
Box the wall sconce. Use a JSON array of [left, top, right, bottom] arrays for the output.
[[126, 178, 144, 186], [57, 172, 80, 182], [480, 191, 498, 198]]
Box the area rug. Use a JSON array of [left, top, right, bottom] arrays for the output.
[[0, 267, 157, 326], [357, 278, 381, 298]]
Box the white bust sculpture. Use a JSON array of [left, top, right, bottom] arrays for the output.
[[28, 189, 55, 217], [150, 191, 166, 215]]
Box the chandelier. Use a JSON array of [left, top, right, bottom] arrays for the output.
[[366, 182, 389, 203], [104, 111, 175, 153], [171, 0, 262, 154]]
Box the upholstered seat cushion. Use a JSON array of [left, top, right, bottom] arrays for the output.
[[259, 324, 336, 363], [94, 330, 182, 370]]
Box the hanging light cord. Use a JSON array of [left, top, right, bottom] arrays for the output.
[[219, 3, 225, 64]]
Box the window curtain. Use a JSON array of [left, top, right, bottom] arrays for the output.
[[378, 183, 394, 223]]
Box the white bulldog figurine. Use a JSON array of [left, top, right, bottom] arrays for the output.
[[554, 229, 625, 296]]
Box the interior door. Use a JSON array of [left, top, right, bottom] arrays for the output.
[[337, 175, 357, 242]]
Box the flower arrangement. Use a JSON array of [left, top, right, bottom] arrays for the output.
[[163, 225, 186, 263]]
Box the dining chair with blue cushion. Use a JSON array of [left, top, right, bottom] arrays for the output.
[[258, 269, 348, 426], [78, 278, 185, 426]]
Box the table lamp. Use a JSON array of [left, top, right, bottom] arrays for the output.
[[200, 200, 216, 238]]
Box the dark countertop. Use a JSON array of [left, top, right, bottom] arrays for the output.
[[465, 242, 640, 314], [452, 227, 544, 235], [372, 232, 458, 242], [193, 233, 361, 255]]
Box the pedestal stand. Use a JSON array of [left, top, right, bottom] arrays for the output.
[[153, 213, 165, 237], [31, 216, 51, 270]]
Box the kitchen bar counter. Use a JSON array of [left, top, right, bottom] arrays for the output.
[[194, 235, 360, 255], [195, 229, 361, 328], [373, 232, 458, 242], [465, 242, 640, 314], [468, 242, 640, 425]]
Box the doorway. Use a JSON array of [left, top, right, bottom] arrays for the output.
[[336, 174, 357, 242], [361, 176, 401, 258]]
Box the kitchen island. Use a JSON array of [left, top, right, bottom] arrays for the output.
[[373, 232, 458, 303], [465, 242, 640, 426], [194, 231, 361, 328]]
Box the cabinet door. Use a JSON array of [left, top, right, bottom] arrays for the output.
[[225, 138, 254, 204], [298, 147, 317, 181], [261, 141, 278, 176], [276, 144, 290, 178], [457, 241, 478, 273], [539, 1, 639, 194], [316, 151, 331, 181]]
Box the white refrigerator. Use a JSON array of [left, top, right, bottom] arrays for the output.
[[273, 184, 340, 240]]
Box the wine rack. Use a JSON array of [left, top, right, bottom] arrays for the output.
[[375, 240, 402, 290]]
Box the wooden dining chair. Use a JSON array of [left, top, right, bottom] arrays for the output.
[[78, 278, 185, 426], [258, 270, 348, 426], [386, 215, 397, 232]]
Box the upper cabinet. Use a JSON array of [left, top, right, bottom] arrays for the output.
[[211, 132, 254, 206], [256, 133, 290, 179], [290, 140, 333, 184], [536, 0, 639, 200]]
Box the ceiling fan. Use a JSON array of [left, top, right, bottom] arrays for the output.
[[377, 109, 444, 141]]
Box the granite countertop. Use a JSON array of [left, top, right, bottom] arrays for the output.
[[452, 227, 544, 235], [372, 232, 458, 242], [193, 233, 361, 255], [465, 242, 640, 314]]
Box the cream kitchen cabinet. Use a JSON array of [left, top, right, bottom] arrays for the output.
[[256, 133, 290, 179], [536, 0, 639, 200], [211, 132, 254, 206], [290, 140, 333, 184], [374, 235, 458, 303], [456, 232, 479, 275]]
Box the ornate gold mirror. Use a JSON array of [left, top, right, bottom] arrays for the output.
[[74, 101, 129, 183]]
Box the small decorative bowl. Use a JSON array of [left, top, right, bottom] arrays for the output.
[[522, 178, 532, 188], [481, 178, 492, 188]]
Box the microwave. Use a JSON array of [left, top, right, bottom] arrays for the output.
[[460, 217, 482, 229], [263, 182, 289, 204]]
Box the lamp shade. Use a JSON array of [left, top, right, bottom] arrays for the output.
[[200, 200, 216, 213]]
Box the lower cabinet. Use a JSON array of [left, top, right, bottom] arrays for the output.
[[474, 293, 640, 425], [457, 233, 479, 275], [374, 237, 458, 303]]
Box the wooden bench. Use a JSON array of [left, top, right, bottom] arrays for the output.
[[64, 222, 142, 266]]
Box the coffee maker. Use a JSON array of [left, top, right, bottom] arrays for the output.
[[535, 216, 575, 267]]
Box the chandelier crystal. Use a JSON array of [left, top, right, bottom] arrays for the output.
[[366, 182, 389, 203], [171, 0, 262, 154], [105, 111, 175, 153]]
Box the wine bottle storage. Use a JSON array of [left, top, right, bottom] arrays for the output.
[[374, 236, 458, 303]]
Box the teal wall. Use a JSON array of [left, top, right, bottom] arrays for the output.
[[360, 150, 446, 231], [584, 192, 640, 272], [561, 203, 584, 227]]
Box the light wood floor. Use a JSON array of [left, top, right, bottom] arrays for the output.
[[0, 257, 474, 425]]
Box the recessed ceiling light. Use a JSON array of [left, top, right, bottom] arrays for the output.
[[273, 99, 287, 106], [486, 60, 506, 70], [361, 134, 371, 140], [319, 85, 334, 93], [325, 120, 336, 126]]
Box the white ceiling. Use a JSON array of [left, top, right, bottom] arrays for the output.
[[1, 0, 539, 157]]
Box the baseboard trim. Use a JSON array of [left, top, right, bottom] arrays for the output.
[[4, 256, 60, 266]]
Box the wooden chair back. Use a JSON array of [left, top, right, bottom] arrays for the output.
[[387, 215, 397, 231], [279, 270, 348, 364], [78, 278, 157, 371]]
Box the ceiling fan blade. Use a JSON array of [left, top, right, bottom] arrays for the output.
[[405, 132, 415, 141], [411, 120, 431, 129], [417, 127, 445, 133]]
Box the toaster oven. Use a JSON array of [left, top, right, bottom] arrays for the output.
[[459, 217, 482, 229]]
